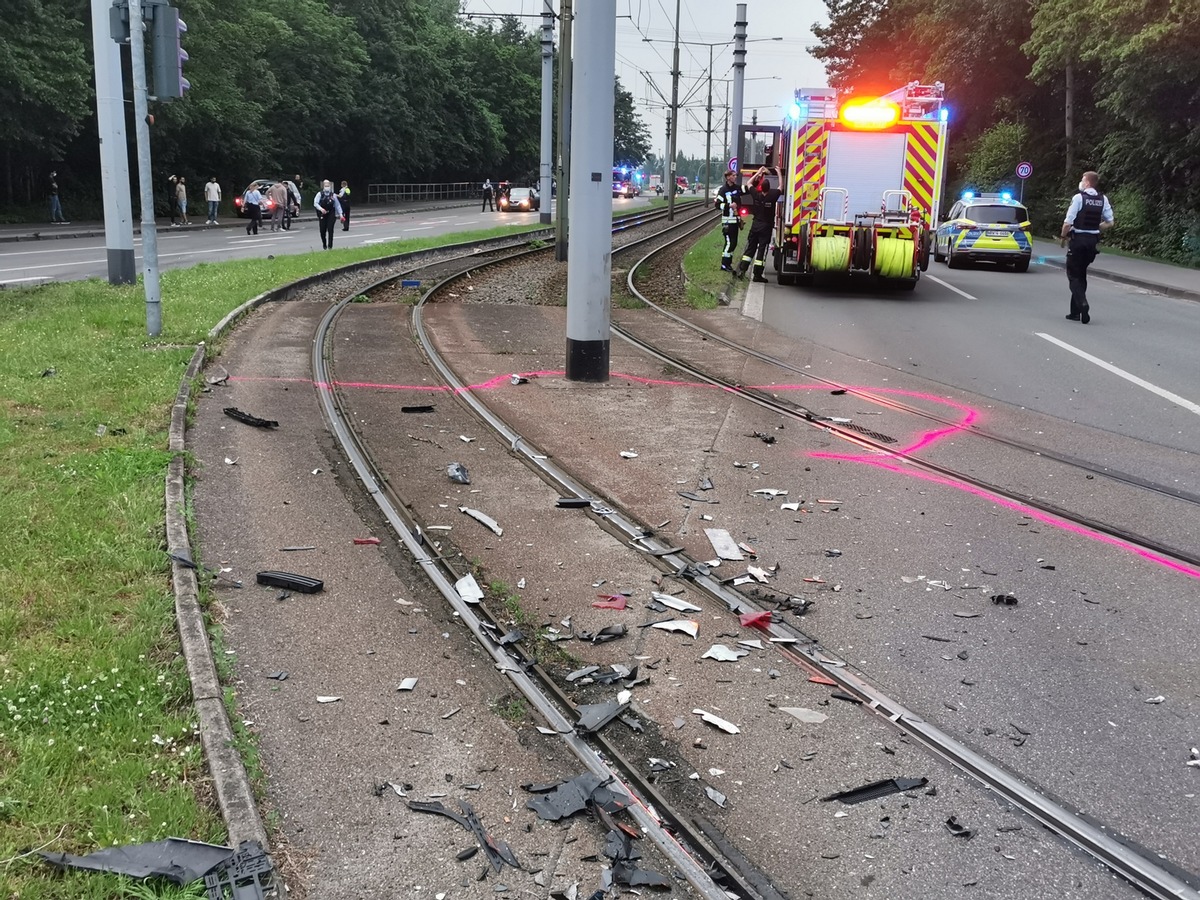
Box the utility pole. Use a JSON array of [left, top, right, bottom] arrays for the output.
[[554, 0, 573, 260], [665, 0, 682, 220], [730, 3, 747, 166], [91, 0, 136, 284], [128, 0, 162, 336], [539, 0, 554, 225], [564, 0, 615, 382], [704, 44, 714, 200]]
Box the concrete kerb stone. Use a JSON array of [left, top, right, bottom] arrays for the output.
[[164, 224, 557, 854], [1038, 255, 1200, 303]]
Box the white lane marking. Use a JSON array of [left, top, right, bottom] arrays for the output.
[[0, 258, 105, 273], [402, 226, 434, 232], [1036, 332, 1200, 416], [924, 273, 976, 300]]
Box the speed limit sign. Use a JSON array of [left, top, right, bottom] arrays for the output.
[[1016, 161, 1033, 179]]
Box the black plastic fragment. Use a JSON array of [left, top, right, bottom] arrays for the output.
[[255, 570, 324, 593], [401, 405, 436, 414], [524, 773, 627, 821], [457, 846, 479, 861], [821, 777, 928, 805], [699, 477, 714, 491], [830, 388, 847, 395], [556, 497, 592, 508], [677, 491, 718, 504], [168, 549, 197, 569], [830, 691, 862, 704], [41, 838, 234, 884], [576, 699, 625, 733], [407, 799, 520, 871], [223, 407, 278, 429], [202, 840, 277, 899], [945, 815, 974, 838], [991, 593, 1019, 606], [576, 623, 627, 644]]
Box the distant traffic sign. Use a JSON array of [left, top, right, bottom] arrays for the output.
[[1016, 161, 1033, 179], [729, 157, 738, 172]]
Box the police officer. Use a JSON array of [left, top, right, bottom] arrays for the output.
[[737, 167, 782, 283], [715, 170, 743, 272], [313, 179, 344, 249], [1059, 170, 1114, 324], [482, 178, 495, 212]]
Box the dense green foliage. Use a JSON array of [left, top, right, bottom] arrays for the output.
[[0, 2, 651, 220], [810, 0, 1200, 264]]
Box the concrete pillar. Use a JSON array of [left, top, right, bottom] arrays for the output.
[[91, 0, 136, 284]]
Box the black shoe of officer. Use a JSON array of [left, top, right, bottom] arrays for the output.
[[1066, 313, 1080, 321], [720, 264, 733, 272], [752, 274, 769, 283], [1080, 307, 1090, 324]]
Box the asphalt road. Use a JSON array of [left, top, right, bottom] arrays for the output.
[[0, 196, 653, 287]]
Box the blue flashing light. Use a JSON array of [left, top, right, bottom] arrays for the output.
[[1001, 191, 1013, 201], [939, 107, 949, 122], [788, 101, 803, 120], [962, 191, 975, 201], [621, 167, 629, 175]]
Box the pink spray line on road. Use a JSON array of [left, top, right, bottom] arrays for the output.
[[228, 371, 1200, 580]]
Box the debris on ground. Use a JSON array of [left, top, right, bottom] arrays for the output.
[[353, 536, 381, 545], [459, 506, 502, 536], [704, 786, 727, 808], [991, 593, 1018, 605], [751, 488, 788, 497], [223, 407, 278, 429], [821, 777, 928, 804], [255, 570, 323, 593], [397, 678, 419, 692], [407, 799, 521, 871], [704, 528, 744, 561], [944, 815, 974, 838], [266, 671, 288, 681], [620, 449, 639, 459], [648, 619, 699, 638], [566, 665, 601, 683], [650, 591, 702, 613], [577, 623, 628, 644], [202, 840, 277, 899], [701, 644, 749, 662], [779, 707, 827, 725], [41, 837, 245, 885], [401, 404, 436, 413], [455, 573, 485, 604], [749, 432, 776, 444], [576, 693, 631, 732], [524, 773, 628, 821], [510, 374, 529, 385], [316, 696, 342, 704], [699, 477, 714, 491], [693, 708, 740, 734], [678, 490, 719, 504], [447, 462, 471, 484], [557, 497, 592, 508], [593, 594, 628, 610], [738, 610, 773, 629]]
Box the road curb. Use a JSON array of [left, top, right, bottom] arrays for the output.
[[1037, 256, 1200, 303]]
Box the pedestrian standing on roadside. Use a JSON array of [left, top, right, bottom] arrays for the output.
[[482, 178, 494, 212], [243, 183, 263, 235], [313, 179, 344, 249], [1060, 170, 1114, 324], [48, 171, 67, 224], [167, 175, 178, 226], [204, 176, 222, 224], [338, 181, 352, 231], [176, 176, 190, 225], [267, 180, 289, 232], [715, 169, 743, 272]]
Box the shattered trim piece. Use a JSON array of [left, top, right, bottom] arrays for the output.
[[650, 591, 702, 613], [223, 407, 278, 429], [458, 506, 502, 536], [41, 838, 235, 884], [255, 571, 323, 593], [821, 777, 927, 805], [455, 573, 485, 604], [649, 619, 699, 638], [693, 709, 740, 734], [704, 528, 745, 561]]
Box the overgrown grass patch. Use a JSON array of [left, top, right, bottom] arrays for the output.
[[0, 223, 539, 898], [682, 223, 740, 309]]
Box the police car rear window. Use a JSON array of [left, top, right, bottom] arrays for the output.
[[967, 204, 1027, 225]]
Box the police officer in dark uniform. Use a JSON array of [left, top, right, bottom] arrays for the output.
[[715, 170, 743, 272], [737, 167, 782, 282], [1059, 170, 1114, 324]]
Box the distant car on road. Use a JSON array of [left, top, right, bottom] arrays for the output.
[[499, 187, 540, 212], [232, 179, 281, 219]]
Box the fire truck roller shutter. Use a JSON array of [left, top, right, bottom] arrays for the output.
[[825, 131, 908, 217]]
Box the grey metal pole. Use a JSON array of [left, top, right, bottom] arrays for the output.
[[128, 0, 162, 336], [666, 0, 681, 221], [539, 0, 553, 225], [730, 2, 747, 166], [91, 0, 136, 285], [704, 44, 713, 200], [554, 0, 573, 261], [564, 0, 615, 382]]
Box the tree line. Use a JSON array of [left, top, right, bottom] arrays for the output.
[[811, 0, 1200, 264], [0, 0, 651, 220]]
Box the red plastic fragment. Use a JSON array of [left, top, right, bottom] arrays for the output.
[[353, 537, 381, 545], [808, 674, 837, 686], [738, 611, 773, 629], [593, 594, 628, 610]]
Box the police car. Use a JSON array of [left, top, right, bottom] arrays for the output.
[[934, 192, 1032, 272]]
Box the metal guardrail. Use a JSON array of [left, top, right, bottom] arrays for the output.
[[367, 182, 478, 203]]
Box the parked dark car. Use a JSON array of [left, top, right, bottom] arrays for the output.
[[232, 179, 281, 218], [499, 187, 540, 212]]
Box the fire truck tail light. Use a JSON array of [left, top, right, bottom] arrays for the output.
[[838, 98, 901, 129]]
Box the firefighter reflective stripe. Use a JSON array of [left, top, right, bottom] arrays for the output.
[[793, 123, 828, 222], [901, 123, 939, 221]]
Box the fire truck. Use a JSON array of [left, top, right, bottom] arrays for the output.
[[736, 82, 949, 290]]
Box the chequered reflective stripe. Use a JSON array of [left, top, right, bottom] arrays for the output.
[[902, 123, 939, 219], [796, 123, 828, 220]]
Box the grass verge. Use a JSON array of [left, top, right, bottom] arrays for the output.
[[681, 223, 740, 309], [0, 222, 540, 898]]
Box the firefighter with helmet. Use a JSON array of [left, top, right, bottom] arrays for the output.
[[715, 169, 743, 272], [737, 167, 782, 282]]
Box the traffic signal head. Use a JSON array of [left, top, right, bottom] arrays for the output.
[[151, 5, 189, 100]]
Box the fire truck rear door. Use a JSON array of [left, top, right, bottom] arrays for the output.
[[824, 131, 907, 218]]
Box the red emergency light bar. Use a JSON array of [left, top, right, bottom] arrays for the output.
[[839, 98, 901, 130]]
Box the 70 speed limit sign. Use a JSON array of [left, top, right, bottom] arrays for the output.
[[1016, 161, 1033, 179]]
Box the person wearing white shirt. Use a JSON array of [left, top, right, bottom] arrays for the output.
[[313, 180, 344, 249], [1059, 171, 1115, 323], [204, 176, 222, 225]]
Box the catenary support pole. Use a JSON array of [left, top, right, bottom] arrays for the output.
[[539, 0, 554, 225], [554, 0, 573, 261], [666, 0, 681, 221], [730, 3, 747, 166], [91, 0, 136, 285], [128, 0, 162, 336], [704, 44, 713, 200], [564, 0, 615, 382]]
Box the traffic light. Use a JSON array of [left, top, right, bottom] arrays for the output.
[[151, 4, 189, 100]]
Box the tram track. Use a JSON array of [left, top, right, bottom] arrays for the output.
[[319, 213, 1197, 899]]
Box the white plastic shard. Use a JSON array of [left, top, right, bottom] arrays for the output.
[[693, 708, 740, 734], [737, 639, 765, 650], [620, 450, 639, 459], [316, 696, 342, 704], [701, 644, 749, 662], [651, 620, 699, 638], [780, 707, 828, 724], [455, 573, 485, 604], [780, 502, 800, 511], [397, 678, 419, 692], [650, 591, 702, 613], [752, 488, 788, 497], [458, 506, 502, 536], [747, 566, 771, 583], [704, 528, 745, 561]]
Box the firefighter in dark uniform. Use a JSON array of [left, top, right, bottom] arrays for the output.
[[1059, 170, 1114, 324], [737, 167, 782, 282], [715, 169, 743, 272]]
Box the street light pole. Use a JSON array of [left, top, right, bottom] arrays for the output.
[[666, 0, 681, 221]]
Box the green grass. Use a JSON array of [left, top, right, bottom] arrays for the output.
[[681, 223, 739, 309], [0, 222, 540, 898]]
